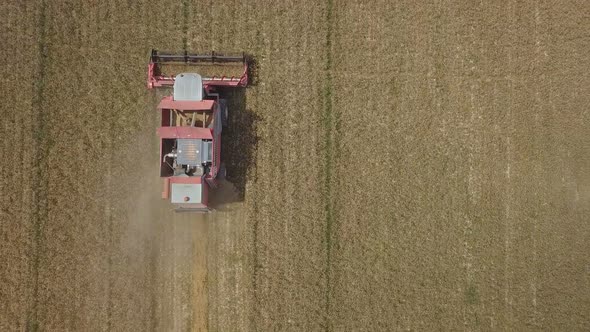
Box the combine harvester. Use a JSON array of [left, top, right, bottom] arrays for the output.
[[147, 49, 248, 211]]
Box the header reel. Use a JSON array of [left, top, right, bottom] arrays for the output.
[[148, 49, 249, 89]]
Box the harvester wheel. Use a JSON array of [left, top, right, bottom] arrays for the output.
[[219, 99, 229, 127], [218, 163, 227, 180], [224, 105, 228, 125]]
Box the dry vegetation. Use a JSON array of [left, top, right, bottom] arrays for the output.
[[1, 0, 589, 331], [0, 3, 38, 330]]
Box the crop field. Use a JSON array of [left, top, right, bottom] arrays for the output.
[[1, 0, 589, 331]]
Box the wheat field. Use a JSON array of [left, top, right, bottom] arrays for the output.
[[1, 1, 588, 331]]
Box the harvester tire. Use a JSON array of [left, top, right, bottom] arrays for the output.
[[218, 163, 227, 180]]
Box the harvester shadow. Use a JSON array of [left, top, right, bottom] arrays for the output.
[[209, 87, 259, 208]]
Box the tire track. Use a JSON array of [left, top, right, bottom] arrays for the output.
[[503, 1, 515, 327], [181, 0, 189, 51], [322, 0, 336, 330], [27, 0, 49, 330]]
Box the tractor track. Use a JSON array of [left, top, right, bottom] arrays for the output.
[[27, 0, 49, 330], [181, 0, 189, 51], [321, 0, 337, 330]]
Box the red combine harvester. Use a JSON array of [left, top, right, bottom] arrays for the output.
[[147, 49, 248, 211]]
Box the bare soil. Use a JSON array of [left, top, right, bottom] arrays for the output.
[[1, 1, 588, 331]]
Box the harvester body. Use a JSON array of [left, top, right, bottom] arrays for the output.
[[148, 50, 247, 211]]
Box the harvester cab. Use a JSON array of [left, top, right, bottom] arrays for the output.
[[148, 49, 248, 212]]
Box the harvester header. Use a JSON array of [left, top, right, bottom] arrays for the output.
[[148, 49, 248, 88]]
